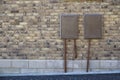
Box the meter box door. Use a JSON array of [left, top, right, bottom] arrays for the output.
[[60, 14, 79, 39], [84, 14, 103, 39]]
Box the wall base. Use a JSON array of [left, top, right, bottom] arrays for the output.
[[0, 60, 120, 74]]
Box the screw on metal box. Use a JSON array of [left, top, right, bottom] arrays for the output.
[[84, 14, 103, 72], [60, 14, 79, 72]]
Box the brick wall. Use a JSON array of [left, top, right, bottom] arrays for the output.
[[0, 0, 120, 60]]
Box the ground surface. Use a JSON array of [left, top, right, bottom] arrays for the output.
[[0, 73, 120, 80]]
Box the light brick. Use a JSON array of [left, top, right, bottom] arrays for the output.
[[90, 60, 100, 69], [99, 60, 118, 69], [67, 60, 73, 69], [12, 60, 28, 68], [81, 60, 87, 69], [46, 60, 55, 69], [54, 60, 64, 69], [0, 68, 20, 74], [0, 60, 11, 68], [21, 69, 38, 73], [29, 60, 46, 69], [73, 60, 82, 69]]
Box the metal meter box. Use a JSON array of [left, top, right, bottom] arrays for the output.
[[84, 14, 103, 39], [60, 14, 79, 39]]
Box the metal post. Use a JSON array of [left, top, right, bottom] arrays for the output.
[[73, 39, 77, 59], [86, 39, 91, 72], [64, 39, 67, 72]]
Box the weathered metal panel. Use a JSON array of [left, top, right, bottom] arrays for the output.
[[84, 14, 103, 39], [60, 14, 79, 39]]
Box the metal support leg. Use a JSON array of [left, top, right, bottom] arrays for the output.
[[86, 39, 91, 72], [73, 39, 77, 59], [64, 39, 67, 72]]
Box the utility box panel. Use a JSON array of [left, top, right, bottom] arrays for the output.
[[60, 14, 79, 39], [84, 14, 103, 39]]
